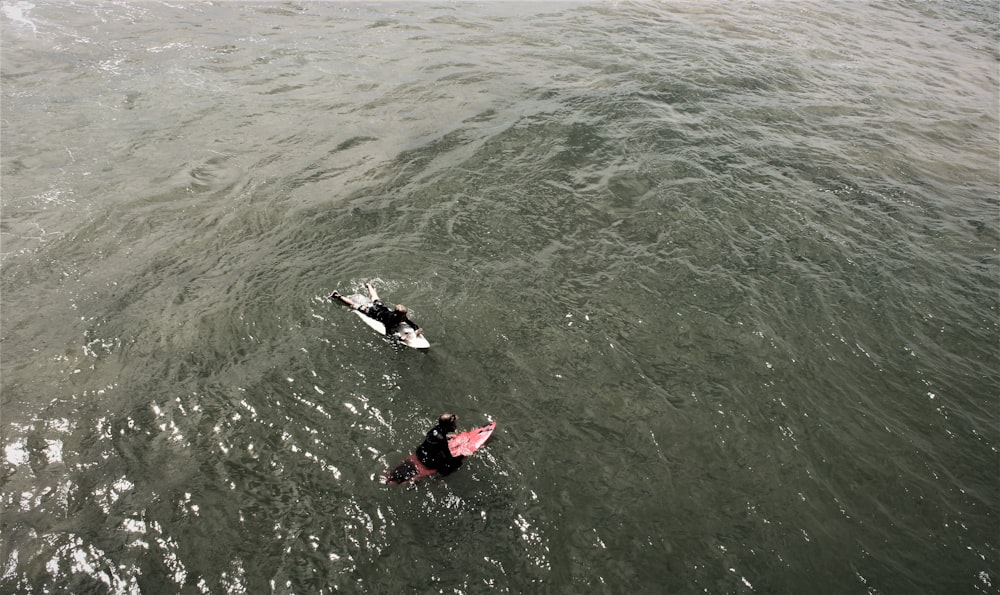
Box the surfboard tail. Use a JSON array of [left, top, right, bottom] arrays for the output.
[[384, 454, 436, 485]]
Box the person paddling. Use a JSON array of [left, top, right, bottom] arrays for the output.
[[386, 413, 465, 484], [414, 412, 464, 475], [328, 282, 423, 338]]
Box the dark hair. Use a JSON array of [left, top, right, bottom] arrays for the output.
[[438, 413, 457, 430]]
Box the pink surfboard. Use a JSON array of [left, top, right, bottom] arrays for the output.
[[448, 420, 496, 456], [385, 421, 496, 485]]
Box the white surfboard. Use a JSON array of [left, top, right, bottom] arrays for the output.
[[346, 294, 430, 349]]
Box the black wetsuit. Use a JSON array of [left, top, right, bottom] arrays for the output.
[[415, 424, 464, 475], [385, 423, 464, 484], [366, 300, 420, 337]]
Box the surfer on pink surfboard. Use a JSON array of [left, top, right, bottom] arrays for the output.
[[415, 412, 465, 475], [329, 281, 423, 339], [386, 413, 489, 485]]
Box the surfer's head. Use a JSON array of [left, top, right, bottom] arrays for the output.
[[438, 413, 457, 432], [394, 304, 408, 315]]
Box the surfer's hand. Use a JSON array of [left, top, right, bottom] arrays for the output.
[[416, 328, 424, 336]]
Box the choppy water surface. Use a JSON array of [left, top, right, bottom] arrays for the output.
[[2, 1, 997, 593]]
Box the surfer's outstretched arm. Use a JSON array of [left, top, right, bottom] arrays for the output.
[[365, 282, 381, 302]]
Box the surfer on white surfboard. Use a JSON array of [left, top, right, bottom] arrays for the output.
[[328, 282, 424, 339]]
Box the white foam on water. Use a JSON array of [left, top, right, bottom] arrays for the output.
[[4, 439, 29, 467], [2, 1, 37, 36]]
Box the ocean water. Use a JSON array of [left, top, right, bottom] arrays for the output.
[[1, 1, 997, 593]]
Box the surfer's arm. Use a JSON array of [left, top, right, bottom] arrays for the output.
[[439, 432, 464, 474]]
